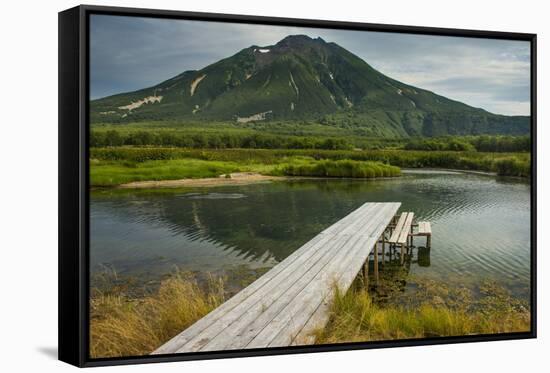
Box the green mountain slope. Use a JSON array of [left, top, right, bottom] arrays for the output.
[[91, 35, 529, 137]]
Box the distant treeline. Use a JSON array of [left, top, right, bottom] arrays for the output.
[[91, 129, 531, 153], [90, 129, 354, 150], [404, 135, 530, 152]]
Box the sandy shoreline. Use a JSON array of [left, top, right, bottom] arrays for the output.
[[118, 172, 286, 189], [115, 168, 512, 190]]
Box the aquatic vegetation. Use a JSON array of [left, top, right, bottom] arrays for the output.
[[278, 159, 401, 178], [494, 157, 530, 177], [313, 279, 530, 344]]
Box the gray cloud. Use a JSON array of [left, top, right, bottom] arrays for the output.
[[90, 14, 530, 115]]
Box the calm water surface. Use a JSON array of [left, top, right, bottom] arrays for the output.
[[90, 171, 531, 299]]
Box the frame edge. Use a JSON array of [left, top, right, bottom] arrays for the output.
[[58, 5, 86, 367], [59, 4, 537, 367]]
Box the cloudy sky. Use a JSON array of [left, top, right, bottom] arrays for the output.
[[90, 14, 531, 115]]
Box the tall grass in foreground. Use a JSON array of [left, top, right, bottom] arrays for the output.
[[313, 285, 530, 344], [279, 160, 401, 178], [90, 271, 530, 357], [90, 273, 224, 358]]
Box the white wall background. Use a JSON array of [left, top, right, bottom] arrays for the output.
[[0, 0, 546, 371]]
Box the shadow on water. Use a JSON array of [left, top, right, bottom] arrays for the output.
[[416, 247, 431, 267]]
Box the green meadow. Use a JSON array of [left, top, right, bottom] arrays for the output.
[[90, 146, 530, 187]]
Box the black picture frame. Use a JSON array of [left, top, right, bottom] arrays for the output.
[[58, 4, 537, 367]]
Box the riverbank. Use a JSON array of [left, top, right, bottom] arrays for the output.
[[90, 147, 529, 187], [312, 281, 530, 344], [90, 271, 530, 358], [118, 172, 285, 189], [91, 154, 401, 187]]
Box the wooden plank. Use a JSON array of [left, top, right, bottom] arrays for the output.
[[418, 221, 431, 235], [291, 204, 400, 345], [321, 203, 380, 236], [152, 232, 333, 354], [176, 233, 350, 352], [154, 204, 381, 353], [397, 212, 414, 245], [157, 202, 380, 353], [253, 204, 400, 348], [207, 234, 368, 351], [154, 202, 401, 354], [251, 234, 380, 349], [388, 212, 407, 243], [192, 204, 394, 352]]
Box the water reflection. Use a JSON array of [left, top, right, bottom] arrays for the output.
[[416, 247, 431, 267], [90, 171, 530, 299]]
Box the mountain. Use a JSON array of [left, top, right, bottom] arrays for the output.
[[91, 35, 529, 137]]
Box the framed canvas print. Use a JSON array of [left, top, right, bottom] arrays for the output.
[[58, 5, 537, 367]]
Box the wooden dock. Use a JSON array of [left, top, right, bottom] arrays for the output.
[[153, 202, 401, 354]]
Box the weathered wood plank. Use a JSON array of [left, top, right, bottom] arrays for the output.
[[418, 221, 432, 235], [154, 203, 379, 354], [190, 204, 394, 352], [291, 205, 399, 346], [152, 232, 332, 354], [397, 213, 414, 244], [237, 205, 397, 350], [266, 206, 399, 348], [194, 235, 357, 352], [254, 234, 380, 348], [171, 234, 347, 352], [388, 212, 406, 243], [153, 202, 401, 354]]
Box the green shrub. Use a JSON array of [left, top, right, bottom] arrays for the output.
[[494, 157, 530, 177], [280, 160, 401, 178]]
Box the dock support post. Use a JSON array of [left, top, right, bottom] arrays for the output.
[[382, 233, 386, 265], [363, 256, 369, 287], [410, 224, 414, 247], [374, 243, 379, 284], [427, 234, 431, 249], [400, 244, 404, 265]]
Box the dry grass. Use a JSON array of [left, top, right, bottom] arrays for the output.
[[90, 272, 224, 358], [313, 283, 531, 344], [90, 268, 530, 357]]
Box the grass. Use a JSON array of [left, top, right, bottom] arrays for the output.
[[90, 270, 530, 358], [90, 158, 243, 186], [279, 160, 401, 178], [89, 154, 403, 187], [312, 280, 530, 344], [91, 147, 531, 181], [90, 272, 225, 358]]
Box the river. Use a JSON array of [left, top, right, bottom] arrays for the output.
[[90, 170, 531, 300]]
